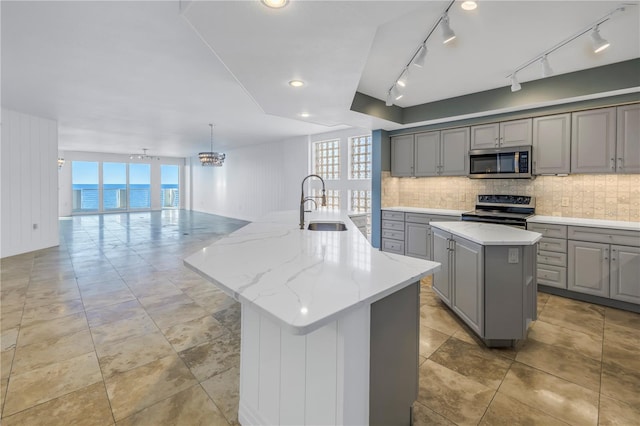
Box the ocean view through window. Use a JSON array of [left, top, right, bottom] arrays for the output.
[[129, 163, 151, 209], [161, 165, 179, 209]]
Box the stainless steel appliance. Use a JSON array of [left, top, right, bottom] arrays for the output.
[[462, 194, 535, 229], [468, 146, 532, 179]]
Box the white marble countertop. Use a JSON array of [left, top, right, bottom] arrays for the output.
[[382, 207, 465, 216], [430, 221, 542, 246], [528, 215, 640, 231], [184, 210, 439, 335]]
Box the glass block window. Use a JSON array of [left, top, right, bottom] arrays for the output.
[[312, 189, 340, 211], [350, 190, 371, 213], [349, 135, 372, 179], [314, 139, 340, 180]]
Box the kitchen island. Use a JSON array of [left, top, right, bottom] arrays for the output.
[[184, 210, 439, 425], [430, 221, 542, 347]]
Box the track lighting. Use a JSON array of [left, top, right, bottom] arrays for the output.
[[540, 56, 553, 78], [392, 85, 403, 101], [385, 90, 394, 107], [506, 4, 632, 93], [441, 12, 456, 44], [510, 75, 521, 92], [413, 44, 427, 68], [396, 69, 409, 87], [590, 26, 610, 53]]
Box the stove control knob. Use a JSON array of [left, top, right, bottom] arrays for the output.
[[517, 196, 525, 204]]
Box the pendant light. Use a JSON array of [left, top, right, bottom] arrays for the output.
[[199, 124, 226, 167]]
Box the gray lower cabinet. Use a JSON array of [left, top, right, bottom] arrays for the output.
[[568, 240, 610, 297], [381, 210, 405, 255], [610, 245, 640, 304], [405, 219, 430, 260], [528, 223, 568, 289], [432, 228, 536, 345]]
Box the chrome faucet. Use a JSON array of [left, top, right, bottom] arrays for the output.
[[300, 174, 327, 229]]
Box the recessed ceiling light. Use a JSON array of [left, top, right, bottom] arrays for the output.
[[289, 80, 305, 87], [299, 112, 310, 118], [261, 0, 289, 9], [461, 1, 477, 11]]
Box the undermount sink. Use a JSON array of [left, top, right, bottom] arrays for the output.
[[307, 221, 347, 231]]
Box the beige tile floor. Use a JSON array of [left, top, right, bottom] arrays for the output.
[[1, 211, 639, 425]]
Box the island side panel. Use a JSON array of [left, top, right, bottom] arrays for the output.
[[369, 281, 420, 426]]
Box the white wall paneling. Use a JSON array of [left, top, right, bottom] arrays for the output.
[[1, 109, 59, 258]]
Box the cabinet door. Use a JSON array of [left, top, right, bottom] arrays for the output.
[[414, 132, 440, 177], [616, 104, 640, 173], [452, 236, 484, 336], [391, 135, 414, 177], [500, 119, 532, 147], [405, 222, 429, 259], [431, 230, 451, 306], [532, 114, 571, 175], [440, 127, 470, 176], [470, 123, 499, 149], [571, 107, 616, 173], [610, 245, 640, 304], [567, 240, 609, 297]]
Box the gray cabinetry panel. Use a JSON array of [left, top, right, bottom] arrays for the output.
[[527, 223, 567, 239], [382, 210, 404, 221], [381, 219, 404, 232], [381, 239, 404, 255], [571, 107, 617, 173], [538, 237, 567, 253], [500, 119, 532, 147], [440, 127, 470, 176], [610, 244, 640, 304], [414, 132, 440, 177], [532, 114, 571, 175], [470, 123, 499, 149], [382, 229, 404, 240], [452, 236, 484, 336], [405, 213, 430, 224], [538, 250, 567, 267], [616, 104, 640, 173], [537, 264, 567, 288], [431, 230, 451, 306], [567, 226, 640, 246], [391, 135, 415, 177], [568, 240, 610, 297], [405, 222, 429, 260]]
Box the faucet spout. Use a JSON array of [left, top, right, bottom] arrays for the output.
[[300, 174, 327, 229]]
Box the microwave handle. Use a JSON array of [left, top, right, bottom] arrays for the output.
[[514, 151, 520, 173]]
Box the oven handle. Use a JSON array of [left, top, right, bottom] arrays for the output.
[[461, 216, 527, 228]]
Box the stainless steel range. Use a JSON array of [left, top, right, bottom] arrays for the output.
[[461, 194, 535, 229]]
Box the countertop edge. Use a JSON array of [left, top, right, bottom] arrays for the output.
[[430, 221, 542, 246]]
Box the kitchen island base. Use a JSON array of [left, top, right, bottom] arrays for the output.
[[238, 282, 419, 426]]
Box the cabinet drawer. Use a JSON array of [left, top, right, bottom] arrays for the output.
[[382, 229, 404, 241], [381, 239, 404, 255], [537, 264, 567, 289], [527, 223, 567, 238], [382, 210, 404, 221], [538, 237, 567, 253], [405, 213, 430, 224], [538, 250, 567, 267], [382, 220, 404, 231], [568, 226, 640, 246], [428, 214, 461, 222]]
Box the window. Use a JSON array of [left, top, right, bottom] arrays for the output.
[[103, 162, 127, 210], [312, 189, 341, 211], [161, 165, 180, 209], [72, 161, 99, 212], [349, 135, 372, 180], [350, 190, 371, 213], [129, 164, 151, 209], [314, 139, 340, 180]]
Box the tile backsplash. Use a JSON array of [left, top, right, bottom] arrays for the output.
[[381, 172, 640, 222]]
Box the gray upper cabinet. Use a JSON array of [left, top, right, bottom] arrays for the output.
[[391, 134, 414, 177], [571, 107, 617, 173], [440, 128, 470, 176], [471, 119, 531, 149], [532, 114, 571, 175], [391, 128, 469, 177], [616, 104, 640, 174]]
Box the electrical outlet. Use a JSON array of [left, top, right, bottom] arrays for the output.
[[508, 248, 519, 264], [561, 197, 570, 207], [33, 223, 38, 230]]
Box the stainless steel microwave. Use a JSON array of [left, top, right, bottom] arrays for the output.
[[468, 146, 532, 179]]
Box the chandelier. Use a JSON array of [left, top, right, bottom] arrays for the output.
[[129, 148, 159, 160], [199, 124, 225, 167]]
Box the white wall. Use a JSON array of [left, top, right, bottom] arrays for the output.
[[1, 109, 59, 258], [189, 136, 308, 221], [58, 151, 186, 216]]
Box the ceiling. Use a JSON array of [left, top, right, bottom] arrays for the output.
[[2, 1, 638, 158]]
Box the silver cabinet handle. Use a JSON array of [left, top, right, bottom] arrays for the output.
[[610, 158, 615, 170], [618, 158, 623, 170], [604, 247, 609, 262]]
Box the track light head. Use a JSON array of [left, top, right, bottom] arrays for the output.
[[396, 69, 408, 87], [385, 89, 394, 106], [510, 74, 521, 92], [391, 85, 403, 101], [441, 13, 456, 44], [413, 44, 428, 68], [591, 26, 610, 53], [540, 55, 553, 78]]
